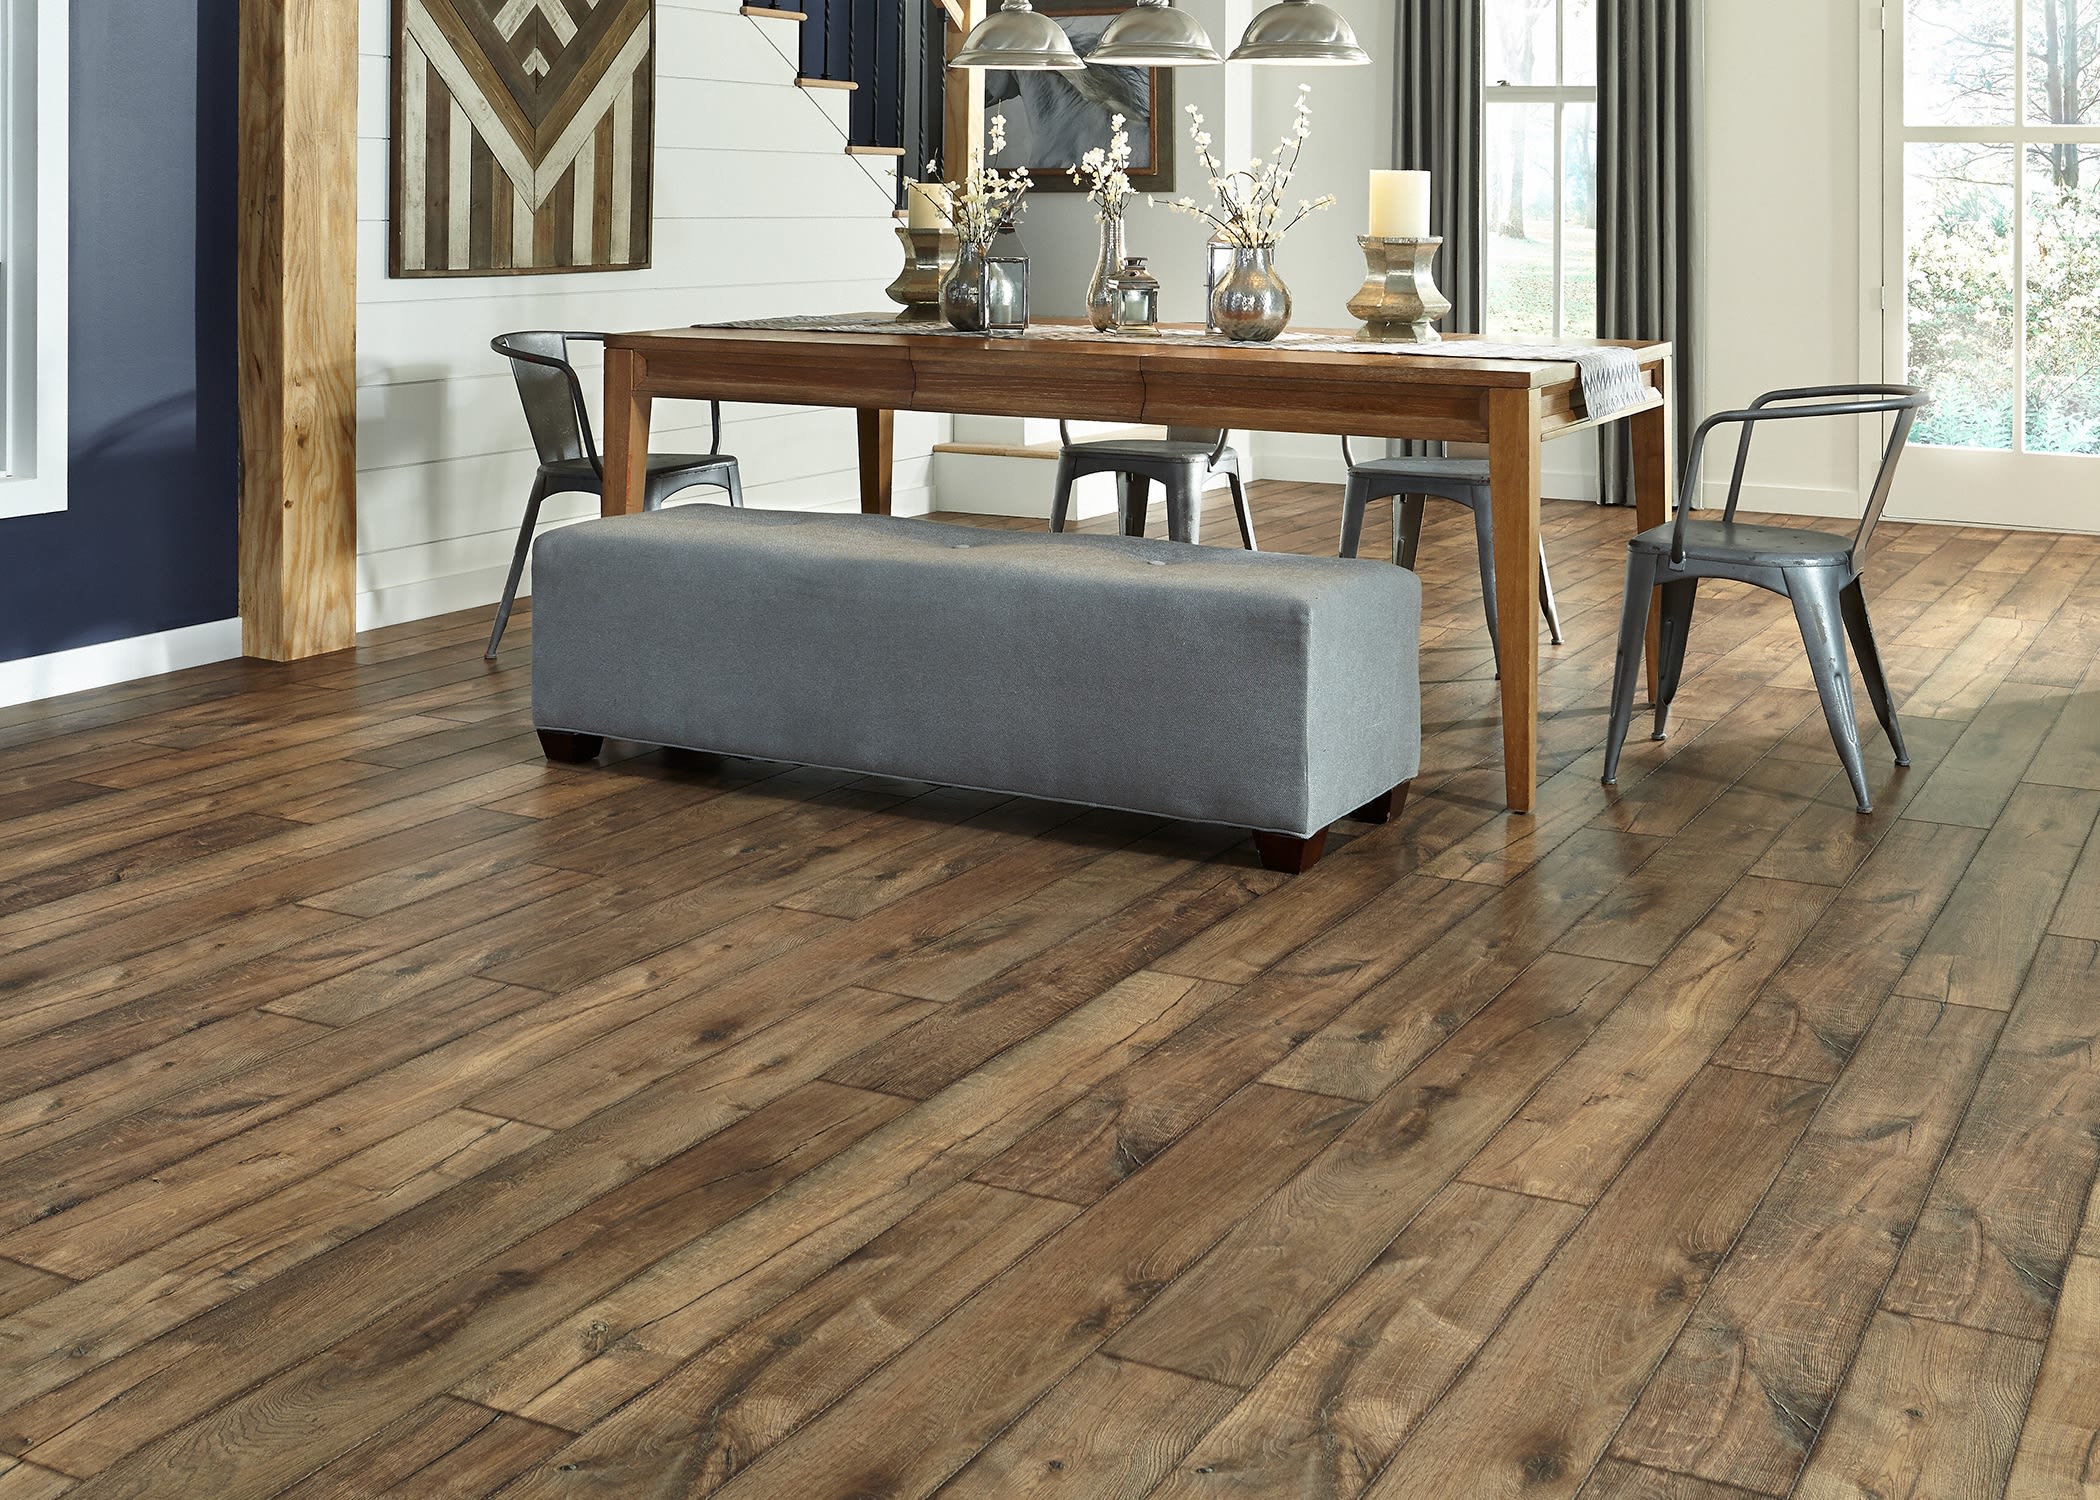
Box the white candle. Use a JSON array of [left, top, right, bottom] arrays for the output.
[[907, 181, 950, 231], [1368, 170, 1432, 239]]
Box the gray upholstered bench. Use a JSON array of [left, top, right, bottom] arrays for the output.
[[529, 507, 1421, 872]]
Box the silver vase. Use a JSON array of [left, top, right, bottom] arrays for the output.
[[1086, 217, 1126, 332], [1210, 245, 1291, 342], [942, 242, 993, 331]]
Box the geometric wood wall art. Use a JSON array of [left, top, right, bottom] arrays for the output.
[[391, 0, 654, 276]]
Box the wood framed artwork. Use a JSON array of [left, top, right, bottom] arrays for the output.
[[983, 5, 1173, 194], [390, 0, 655, 276]]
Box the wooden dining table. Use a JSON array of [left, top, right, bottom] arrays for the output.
[[597, 319, 1674, 814]]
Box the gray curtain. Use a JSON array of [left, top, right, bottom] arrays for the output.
[[1394, 1, 1483, 334], [1597, 0, 1704, 505]]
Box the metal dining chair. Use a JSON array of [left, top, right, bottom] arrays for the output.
[[1602, 384, 1932, 814], [485, 331, 744, 658], [1048, 425, 1257, 549], [1336, 440, 1563, 676]]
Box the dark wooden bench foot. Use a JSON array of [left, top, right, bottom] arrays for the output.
[[537, 729, 604, 763], [1254, 828, 1329, 874], [1349, 779, 1413, 825]]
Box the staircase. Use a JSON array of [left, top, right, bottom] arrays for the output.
[[743, 0, 946, 210]]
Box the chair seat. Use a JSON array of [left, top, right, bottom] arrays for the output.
[[1629, 519, 1857, 569], [1069, 439, 1231, 463], [1348, 455, 1491, 484], [543, 453, 735, 488]]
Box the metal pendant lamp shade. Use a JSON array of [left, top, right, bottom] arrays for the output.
[[1229, 0, 1371, 64], [950, 0, 1089, 70], [1088, 0, 1223, 66]]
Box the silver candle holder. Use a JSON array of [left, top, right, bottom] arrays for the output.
[[1346, 235, 1452, 343], [885, 225, 961, 319]]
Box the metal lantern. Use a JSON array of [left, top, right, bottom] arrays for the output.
[[1229, 0, 1371, 64], [1107, 256, 1161, 332], [1089, 0, 1222, 66], [951, 0, 1088, 70], [1204, 233, 1235, 333]]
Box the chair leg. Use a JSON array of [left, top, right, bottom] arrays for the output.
[[1602, 551, 1658, 785], [1653, 577, 1699, 741], [1339, 475, 1371, 558], [1119, 474, 1152, 537], [1224, 467, 1257, 551], [1165, 471, 1201, 544], [1539, 543, 1565, 645], [486, 475, 552, 659], [1839, 578, 1908, 766], [1394, 495, 1426, 570], [1049, 453, 1080, 534], [722, 463, 744, 508], [1471, 497, 1503, 674], [1791, 569, 1874, 814], [1349, 780, 1412, 825]]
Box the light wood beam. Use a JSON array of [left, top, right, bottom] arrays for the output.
[[238, 0, 360, 662], [943, 0, 986, 177]]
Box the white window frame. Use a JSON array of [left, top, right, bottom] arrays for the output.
[[0, 0, 67, 520], [1482, 0, 1598, 341]]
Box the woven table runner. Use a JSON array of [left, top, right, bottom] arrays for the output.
[[710, 314, 1653, 423]]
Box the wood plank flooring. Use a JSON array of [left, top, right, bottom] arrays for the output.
[[1, 482, 2097, 1498]]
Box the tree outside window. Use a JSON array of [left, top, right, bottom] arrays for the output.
[[1482, 0, 1597, 340], [1903, 0, 2099, 454]]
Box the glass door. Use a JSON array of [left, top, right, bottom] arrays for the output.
[[1885, 0, 2100, 528]]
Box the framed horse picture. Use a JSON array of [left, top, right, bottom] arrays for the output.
[[983, 5, 1174, 194], [390, 0, 655, 276]]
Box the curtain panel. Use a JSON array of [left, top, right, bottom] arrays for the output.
[[1597, 0, 1705, 505], [1393, 1, 1484, 334]]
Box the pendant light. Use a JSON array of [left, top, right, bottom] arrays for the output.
[[950, 0, 1089, 70], [1229, 0, 1371, 64], [1088, 0, 1223, 67]]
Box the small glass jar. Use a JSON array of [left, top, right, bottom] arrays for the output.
[[1107, 256, 1160, 333]]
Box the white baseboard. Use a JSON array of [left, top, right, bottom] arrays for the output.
[[354, 488, 938, 635], [1716, 480, 1864, 520], [0, 618, 244, 710]]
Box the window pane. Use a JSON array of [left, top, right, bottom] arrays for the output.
[[1563, 0, 1596, 86], [2026, 159, 2100, 453], [2028, 0, 2099, 123], [1562, 103, 1597, 336], [1906, 143, 2016, 450], [1484, 103, 1557, 336], [1907, 0, 2015, 125], [1486, 0, 1556, 86]]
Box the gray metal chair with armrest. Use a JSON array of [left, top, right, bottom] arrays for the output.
[[1047, 424, 1258, 549], [1601, 383, 1931, 814], [1336, 438, 1563, 676], [486, 331, 744, 658]]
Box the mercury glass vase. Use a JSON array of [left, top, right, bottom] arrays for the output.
[[1210, 245, 1291, 342], [1086, 216, 1126, 331], [942, 242, 995, 331]]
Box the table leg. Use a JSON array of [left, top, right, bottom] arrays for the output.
[[600, 347, 652, 517], [858, 408, 895, 515], [1488, 386, 1544, 814], [1630, 357, 1675, 699]]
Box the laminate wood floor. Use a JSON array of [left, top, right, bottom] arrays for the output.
[[1, 483, 2097, 1499]]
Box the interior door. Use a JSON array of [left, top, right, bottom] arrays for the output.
[[1883, 0, 2100, 529]]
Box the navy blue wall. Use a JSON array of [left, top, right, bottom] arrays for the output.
[[0, 0, 239, 664]]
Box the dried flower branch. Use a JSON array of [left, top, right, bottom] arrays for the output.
[[1150, 85, 1335, 248], [1070, 114, 1135, 223], [927, 115, 1033, 250]]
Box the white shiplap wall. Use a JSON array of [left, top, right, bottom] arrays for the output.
[[354, 0, 944, 629]]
